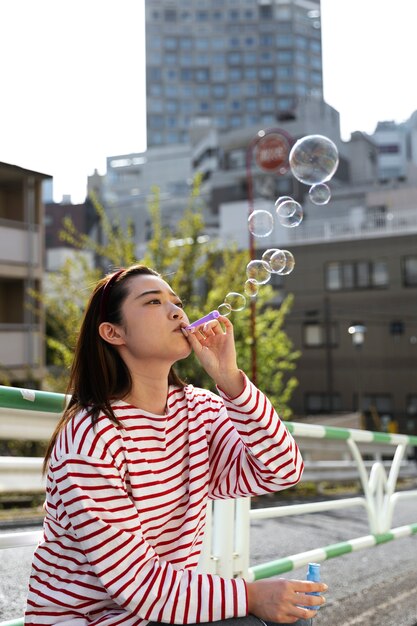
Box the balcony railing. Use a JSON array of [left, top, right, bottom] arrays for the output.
[[0, 221, 41, 265], [286, 206, 417, 246]]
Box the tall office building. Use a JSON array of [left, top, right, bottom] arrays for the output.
[[145, 0, 322, 147]]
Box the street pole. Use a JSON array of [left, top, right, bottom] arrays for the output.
[[245, 128, 293, 385]]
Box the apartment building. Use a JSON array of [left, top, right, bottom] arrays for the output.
[[0, 162, 51, 386], [145, 0, 322, 146]]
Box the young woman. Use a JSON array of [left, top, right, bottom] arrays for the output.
[[25, 264, 326, 626]]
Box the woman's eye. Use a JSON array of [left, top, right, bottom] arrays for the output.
[[148, 299, 161, 305], [176, 301, 184, 309]]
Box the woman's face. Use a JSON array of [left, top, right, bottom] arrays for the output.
[[113, 274, 191, 365]]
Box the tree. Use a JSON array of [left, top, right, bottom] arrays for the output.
[[40, 180, 300, 419]]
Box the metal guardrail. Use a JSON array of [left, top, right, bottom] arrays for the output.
[[0, 385, 417, 626], [196, 421, 417, 580]]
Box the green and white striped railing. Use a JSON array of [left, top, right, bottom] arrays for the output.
[[0, 384, 417, 625], [198, 422, 417, 580]]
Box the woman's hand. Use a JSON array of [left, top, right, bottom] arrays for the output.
[[181, 316, 244, 397], [246, 578, 327, 623]]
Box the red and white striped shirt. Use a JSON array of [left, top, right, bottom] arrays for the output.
[[25, 374, 303, 626]]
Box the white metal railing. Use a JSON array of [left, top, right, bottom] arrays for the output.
[[197, 422, 417, 580]]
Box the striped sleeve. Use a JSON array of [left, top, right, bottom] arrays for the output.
[[208, 373, 304, 498], [52, 453, 248, 623]]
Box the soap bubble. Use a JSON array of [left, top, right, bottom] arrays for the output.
[[248, 209, 274, 237], [218, 302, 232, 316], [277, 250, 295, 275], [274, 195, 295, 216], [262, 248, 280, 265], [275, 198, 299, 219], [224, 291, 246, 311], [289, 134, 339, 185], [246, 259, 271, 284], [269, 249, 287, 273], [262, 248, 286, 273], [277, 201, 303, 227], [244, 279, 259, 297], [309, 183, 331, 205]]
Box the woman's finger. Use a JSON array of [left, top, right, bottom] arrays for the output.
[[217, 315, 234, 333]]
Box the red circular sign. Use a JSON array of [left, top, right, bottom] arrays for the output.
[[255, 133, 291, 172]]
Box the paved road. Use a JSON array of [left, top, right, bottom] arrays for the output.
[[1, 496, 416, 625]]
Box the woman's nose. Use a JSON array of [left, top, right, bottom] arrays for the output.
[[170, 304, 184, 319]]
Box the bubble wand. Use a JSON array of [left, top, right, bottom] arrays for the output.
[[185, 310, 220, 330]]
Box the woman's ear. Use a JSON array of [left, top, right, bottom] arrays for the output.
[[98, 322, 125, 346]]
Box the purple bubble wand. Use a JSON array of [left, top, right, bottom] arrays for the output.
[[185, 310, 220, 330]]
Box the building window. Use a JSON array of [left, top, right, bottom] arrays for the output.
[[147, 67, 162, 81], [260, 98, 274, 112], [362, 394, 392, 415], [259, 5, 273, 20], [259, 33, 274, 47], [326, 260, 389, 291], [166, 101, 178, 114], [229, 68, 243, 81], [378, 144, 400, 154], [305, 393, 342, 414], [259, 67, 274, 80], [180, 38, 193, 51], [277, 66, 294, 79], [196, 39, 210, 51], [227, 51, 242, 64], [403, 256, 417, 286], [197, 10, 209, 21], [406, 395, 417, 417], [244, 67, 257, 80], [212, 53, 226, 65], [164, 9, 177, 22], [229, 84, 242, 97], [230, 115, 243, 128], [260, 82, 274, 95], [195, 68, 210, 82], [212, 37, 226, 50], [164, 37, 177, 51], [277, 50, 294, 64], [196, 85, 210, 97], [303, 322, 338, 348], [246, 98, 257, 112], [213, 100, 226, 112], [164, 53, 177, 66], [230, 100, 242, 111]]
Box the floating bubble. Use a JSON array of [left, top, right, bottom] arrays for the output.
[[277, 201, 303, 227], [218, 302, 232, 316], [309, 183, 331, 205], [262, 248, 280, 266], [274, 195, 294, 213], [248, 209, 274, 237], [224, 291, 246, 311], [275, 198, 299, 219], [269, 249, 287, 273], [277, 250, 295, 275], [289, 134, 339, 185], [244, 279, 259, 298], [246, 259, 271, 284]]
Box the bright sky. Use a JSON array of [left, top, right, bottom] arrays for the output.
[[0, 0, 416, 204]]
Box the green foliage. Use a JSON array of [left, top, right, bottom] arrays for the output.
[[39, 180, 299, 417]]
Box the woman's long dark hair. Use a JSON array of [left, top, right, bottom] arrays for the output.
[[43, 264, 185, 473]]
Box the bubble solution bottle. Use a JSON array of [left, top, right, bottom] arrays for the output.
[[305, 562, 321, 612]]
